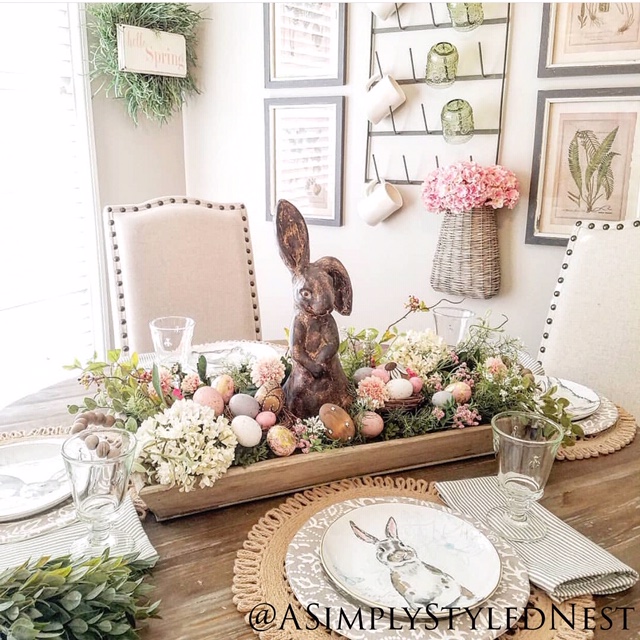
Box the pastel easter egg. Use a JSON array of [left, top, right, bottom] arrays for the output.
[[254, 381, 285, 415], [432, 390, 453, 407], [228, 393, 260, 418], [266, 425, 297, 457], [386, 378, 414, 400], [445, 381, 472, 404], [231, 415, 263, 448], [192, 386, 225, 416], [372, 368, 391, 383], [360, 411, 384, 438], [256, 411, 277, 430], [211, 374, 235, 403], [319, 403, 355, 442], [353, 367, 374, 384], [409, 376, 424, 394]]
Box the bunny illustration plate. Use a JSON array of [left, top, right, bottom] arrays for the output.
[[320, 503, 502, 618]]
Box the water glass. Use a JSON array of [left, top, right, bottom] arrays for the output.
[[486, 412, 564, 542], [149, 316, 195, 367], [425, 42, 458, 88], [441, 99, 474, 144], [432, 307, 475, 346], [62, 429, 137, 558], [447, 3, 484, 31]]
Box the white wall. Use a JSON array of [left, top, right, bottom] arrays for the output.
[[182, 3, 636, 353]]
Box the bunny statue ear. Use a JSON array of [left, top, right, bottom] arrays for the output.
[[275, 199, 310, 275], [385, 517, 399, 540], [350, 520, 379, 545], [314, 256, 353, 316]]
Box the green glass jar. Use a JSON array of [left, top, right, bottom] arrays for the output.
[[441, 99, 474, 144], [425, 42, 459, 89], [447, 3, 484, 32]]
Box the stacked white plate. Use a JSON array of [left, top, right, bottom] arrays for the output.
[[286, 497, 530, 640]]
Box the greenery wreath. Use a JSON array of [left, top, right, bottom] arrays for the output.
[[89, 3, 203, 124]]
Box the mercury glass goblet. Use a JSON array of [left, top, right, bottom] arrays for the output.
[[486, 411, 564, 542], [62, 428, 137, 558]]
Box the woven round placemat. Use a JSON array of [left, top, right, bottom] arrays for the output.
[[557, 406, 636, 461], [232, 476, 595, 640]]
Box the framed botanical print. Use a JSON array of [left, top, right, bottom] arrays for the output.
[[538, 3, 640, 76], [526, 88, 640, 245], [264, 3, 347, 88], [265, 96, 345, 226]]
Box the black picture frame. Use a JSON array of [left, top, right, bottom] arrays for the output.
[[264, 3, 347, 88], [265, 96, 345, 227], [538, 3, 640, 78], [526, 87, 640, 246]]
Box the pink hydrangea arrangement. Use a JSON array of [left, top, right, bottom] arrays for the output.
[[421, 161, 520, 214]]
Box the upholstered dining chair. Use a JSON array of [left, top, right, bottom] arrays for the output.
[[103, 196, 261, 354], [537, 219, 640, 419]]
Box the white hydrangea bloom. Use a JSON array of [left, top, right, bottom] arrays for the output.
[[385, 330, 450, 379], [136, 399, 237, 492]]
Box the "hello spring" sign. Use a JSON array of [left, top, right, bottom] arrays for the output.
[[116, 24, 187, 78]]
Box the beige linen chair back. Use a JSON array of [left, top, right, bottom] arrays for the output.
[[104, 196, 261, 354], [538, 220, 640, 419]]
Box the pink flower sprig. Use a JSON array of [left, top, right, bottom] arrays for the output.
[[421, 161, 520, 214]]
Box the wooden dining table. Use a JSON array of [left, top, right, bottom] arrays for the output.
[[1, 377, 638, 640]]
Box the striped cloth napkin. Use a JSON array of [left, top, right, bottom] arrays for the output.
[[436, 476, 638, 601], [0, 496, 158, 572]]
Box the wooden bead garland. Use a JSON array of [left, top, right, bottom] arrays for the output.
[[70, 412, 121, 458]]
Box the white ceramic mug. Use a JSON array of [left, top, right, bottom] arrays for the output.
[[357, 180, 403, 226], [368, 3, 403, 21], [365, 74, 406, 125]]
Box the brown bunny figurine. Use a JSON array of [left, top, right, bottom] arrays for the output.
[[275, 200, 353, 418]]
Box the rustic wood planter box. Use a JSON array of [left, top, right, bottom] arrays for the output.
[[137, 424, 494, 521]]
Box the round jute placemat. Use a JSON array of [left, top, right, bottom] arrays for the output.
[[557, 406, 636, 461], [232, 476, 595, 640]]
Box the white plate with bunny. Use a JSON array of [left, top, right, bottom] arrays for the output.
[[320, 502, 502, 618], [534, 376, 600, 421]]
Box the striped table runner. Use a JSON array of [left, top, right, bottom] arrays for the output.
[[0, 496, 158, 572], [436, 476, 638, 601]]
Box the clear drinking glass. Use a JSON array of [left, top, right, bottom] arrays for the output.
[[433, 307, 475, 346], [447, 3, 484, 31], [441, 99, 474, 144], [425, 42, 458, 88], [486, 411, 564, 542], [62, 429, 137, 558], [149, 316, 195, 367]]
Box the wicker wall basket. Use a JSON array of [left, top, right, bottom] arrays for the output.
[[430, 207, 501, 299]]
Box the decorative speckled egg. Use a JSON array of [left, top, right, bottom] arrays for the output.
[[360, 411, 384, 438], [231, 415, 262, 448], [256, 411, 277, 430], [319, 403, 355, 442], [192, 386, 225, 416], [432, 390, 454, 407], [372, 368, 391, 383], [445, 381, 472, 404], [254, 381, 285, 415], [409, 376, 424, 394], [353, 367, 374, 384], [266, 425, 297, 457], [386, 378, 414, 400], [211, 374, 235, 404], [228, 393, 260, 418]]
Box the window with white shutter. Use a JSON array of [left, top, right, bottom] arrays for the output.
[[0, 3, 103, 408]]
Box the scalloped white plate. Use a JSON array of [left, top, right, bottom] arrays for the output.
[[534, 376, 600, 421]]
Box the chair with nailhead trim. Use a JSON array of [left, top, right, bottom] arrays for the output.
[[538, 219, 640, 419], [103, 197, 261, 354]]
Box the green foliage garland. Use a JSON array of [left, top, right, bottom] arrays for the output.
[[89, 3, 203, 124], [0, 552, 159, 640]]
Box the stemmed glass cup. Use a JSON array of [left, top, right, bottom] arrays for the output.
[[62, 428, 137, 558], [486, 411, 564, 542], [149, 316, 195, 367]]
